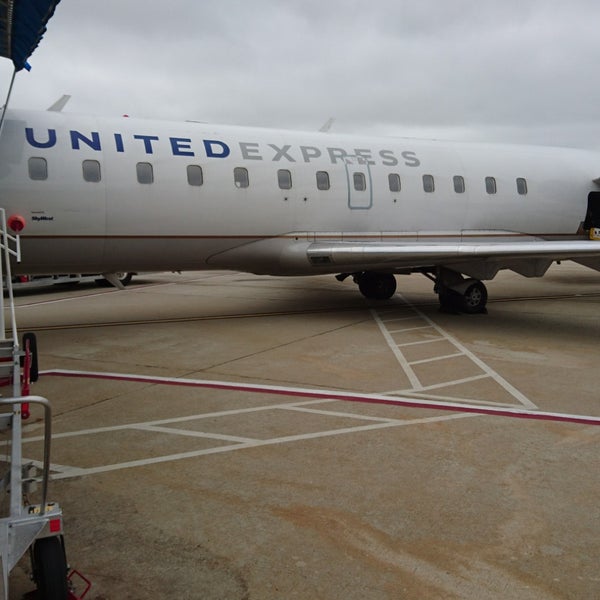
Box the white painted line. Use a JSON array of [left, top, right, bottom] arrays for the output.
[[397, 338, 445, 347], [408, 353, 463, 366], [370, 312, 423, 389], [392, 391, 522, 408], [134, 425, 258, 444], [373, 296, 538, 410], [380, 316, 422, 323], [405, 374, 490, 392], [399, 296, 538, 409], [282, 406, 405, 423], [41, 413, 479, 480], [388, 325, 433, 333], [22, 399, 337, 443]]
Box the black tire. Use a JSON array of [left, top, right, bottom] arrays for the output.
[[358, 272, 397, 300], [438, 290, 460, 313], [460, 280, 488, 314], [32, 536, 68, 599]]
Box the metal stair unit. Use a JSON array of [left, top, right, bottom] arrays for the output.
[[0, 207, 70, 599]]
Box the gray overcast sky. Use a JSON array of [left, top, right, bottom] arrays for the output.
[[2, 0, 600, 147]]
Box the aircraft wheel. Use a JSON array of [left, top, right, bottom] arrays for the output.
[[357, 272, 397, 300], [438, 290, 460, 313], [460, 279, 488, 314], [32, 537, 68, 599]]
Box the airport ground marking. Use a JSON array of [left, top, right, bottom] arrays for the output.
[[16, 369, 600, 479], [39, 369, 600, 425], [27, 413, 477, 480], [371, 300, 538, 409]]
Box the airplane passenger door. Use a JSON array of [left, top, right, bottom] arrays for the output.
[[344, 155, 373, 209]]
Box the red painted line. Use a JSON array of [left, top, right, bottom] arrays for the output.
[[41, 370, 600, 427]]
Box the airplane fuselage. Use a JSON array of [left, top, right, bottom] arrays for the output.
[[0, 109, 598, 280]]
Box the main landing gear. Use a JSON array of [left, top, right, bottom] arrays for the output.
[[337, 268, 489, 313], [336, 271, 397, 300], [427, 268, 488, 314]]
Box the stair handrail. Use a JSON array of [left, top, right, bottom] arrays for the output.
[[0, 208, 21, 346]]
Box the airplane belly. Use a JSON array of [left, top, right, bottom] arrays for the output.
[[15, 236, 106, 274], [102, 236, 266, 272]]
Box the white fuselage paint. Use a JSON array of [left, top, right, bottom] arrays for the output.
[[0, 109, 597, 276]]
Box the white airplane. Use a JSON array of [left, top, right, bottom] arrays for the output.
[[1, 106, 600, 313]]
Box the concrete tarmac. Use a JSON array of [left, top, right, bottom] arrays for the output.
[[3, 264, 599, 599]]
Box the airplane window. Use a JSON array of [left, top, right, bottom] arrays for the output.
[[516, 177, 528, 195], [423, 174, 435, 193], [485, 177, 497, 194], [453, 175, 465, 194], [234, 167, 249, 188], [277, 169, 292, 190], [187, 165, 203, 186], [388, 173, 401, 192], [136, 162, 154, 184], [353, 172, 366, 191], [82, 160, 101, 183], [316, 171, 330, 190], [28, 157, 48, 181]]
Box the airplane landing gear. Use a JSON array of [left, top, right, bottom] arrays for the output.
[[460, 279, 488, 314], [421, 267, 488, 314], [434, 271, 488, 314], [342, 271, 397, 300]]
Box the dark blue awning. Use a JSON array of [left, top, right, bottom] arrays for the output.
[[0, 0, 61, 71]]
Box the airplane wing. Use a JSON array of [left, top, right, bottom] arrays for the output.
[[306, 239, 600, 279]]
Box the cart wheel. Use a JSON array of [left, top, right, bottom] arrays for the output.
[[32, 537, 68, 599]]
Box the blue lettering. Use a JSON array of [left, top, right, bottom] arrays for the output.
[[133, 134, 159, 154], [114, 133, 124, 153], [25, 127, 57, 149], [70, 130, 101, 151], [170, 137, 194, 157], [204, 139, 230, 159]]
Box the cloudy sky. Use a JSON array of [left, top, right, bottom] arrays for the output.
[[1, 0, 600, 147]]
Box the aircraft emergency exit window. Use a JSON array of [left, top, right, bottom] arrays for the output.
[[277, 169, 292, 190], [423, 174, 435, 193], [516, 177, 528, 195], [82, 160, 101, 183], [187, 164, 203, 186], [453, 175, 465, 193], [388, 173, 401, 192], [234, 167, 249, 188], [136, 162, 154, 184], [353, 172, 366, 191], [485, 177, 497, 194], [28, 157, 48, 181], [316, 171, 330, 190]]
